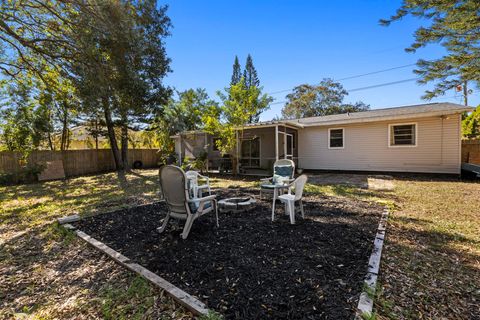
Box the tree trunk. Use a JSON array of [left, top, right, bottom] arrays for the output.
[[47, 132, 54, 150], [120, 113, 129, 171], [103, 97, 123, 171], [61, 124, 67, 150], [60, 102, 69, 151]]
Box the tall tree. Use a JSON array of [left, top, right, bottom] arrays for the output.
[[242, 54, 264, 122], [281, 78, 369, 119], [231, 56, 242, 86], [0, 0, 76, 82], [1, 0, 172, 171], [243, 54, 260, 89], [72, 0, 172, 170], [202, 78, 272, 174], [381, 0, 480, 100]]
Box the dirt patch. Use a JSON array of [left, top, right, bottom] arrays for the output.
[[307, 173, 394, 191], [75, 188, 383, 319], [0, 226, 189, 320]]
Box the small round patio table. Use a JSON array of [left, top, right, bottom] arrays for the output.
[[261, 182, 292, 218]]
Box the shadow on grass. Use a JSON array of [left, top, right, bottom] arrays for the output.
[[0, 224, 186, 319], [376, 216, 480, 320], [0, 170, 161, 236]]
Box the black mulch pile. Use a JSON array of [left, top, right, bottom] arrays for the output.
[[75, 188, 383, 320]]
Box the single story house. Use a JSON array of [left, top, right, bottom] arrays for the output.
[[172, 102, 473, 174]]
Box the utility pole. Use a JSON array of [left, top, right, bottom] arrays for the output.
[[463, 81, 468, 106]]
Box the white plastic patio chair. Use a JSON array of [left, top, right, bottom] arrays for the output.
[[185, 170, 211, 199], [275, 174, 308, 224], [259, 159, 295, 199], [158, 165, 218, 239]]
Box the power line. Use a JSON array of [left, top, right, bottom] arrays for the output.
[[269, 91, 477, 108], [348, 77, 419, 92], [267, 63, 417, 95], [336, 63, 416, 81], [268, 77, 420, 106]]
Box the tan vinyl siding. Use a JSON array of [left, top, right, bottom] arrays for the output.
[[297, 115, 461, 174]]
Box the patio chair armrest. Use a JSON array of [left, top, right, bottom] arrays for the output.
[[189, 195, 217, 212], [197, 174, 209, 182], [260, 177, 273, 182], [188, 194, 216, 203]]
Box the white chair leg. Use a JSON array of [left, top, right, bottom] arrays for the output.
[[284, 202, 289, 216], [272, 200, 276, 221], [157, 213, 170, 233], [271, 188, 277, 221], [181, 215, 195, 239], [289, 201, 295, 224], [213, 200, 219, 227]]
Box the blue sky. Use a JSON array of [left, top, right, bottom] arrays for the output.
[[163, 0, 479, 121]]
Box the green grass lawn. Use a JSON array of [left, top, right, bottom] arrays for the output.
[[375, 178, 480, 320], [0, 170, 191, 320], [1, 170, 479, 319]]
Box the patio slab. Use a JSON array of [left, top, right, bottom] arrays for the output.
[[74, 188, 383, 319], [307, 173, 394, 191]]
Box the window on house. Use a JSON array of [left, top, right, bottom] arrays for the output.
[[212, 137, 221, 151], [240, 137, 260, 167], [390, 124, 416, 146], [329, 128, 344, 149]]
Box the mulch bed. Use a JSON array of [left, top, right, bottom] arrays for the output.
[[74, 188, 383, 319]]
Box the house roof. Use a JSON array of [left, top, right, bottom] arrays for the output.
[[172, 102, 473, 136], [291, 102, 472, 127], [243, 120, 304, 129]]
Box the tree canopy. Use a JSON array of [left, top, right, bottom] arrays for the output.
[[202, 78, 272, 173], [228, 54, 265, 123], [231, 56, 242, 86], [281, 78, 370, 119], [463, 105, 480, 139], [243, 54, 260, 89], [381, 0, 480, 100], [0, 0, 172, 170]]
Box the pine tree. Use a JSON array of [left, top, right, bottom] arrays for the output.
[[242, 54, 262, 122], [243, 54, 260, 89], [230, 56, 241, 86], [381, 0, 480, 100]]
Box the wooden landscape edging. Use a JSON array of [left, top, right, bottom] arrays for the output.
[[356, 207, 389, 319], [58, 219, 209, 316], [59, 207, 388, 319]]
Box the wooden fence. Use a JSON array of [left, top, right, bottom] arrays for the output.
[[462, 139, 480, 165], [0, 149, 161, 179]]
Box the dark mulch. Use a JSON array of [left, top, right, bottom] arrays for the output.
[[75, 188, 383, 320]]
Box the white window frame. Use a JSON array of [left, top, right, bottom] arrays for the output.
[[388, 122, 418, 148], [328, 127, 345, 149], [240, 136, 262, 167]]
